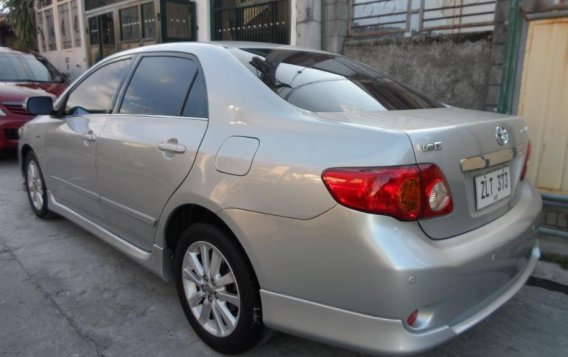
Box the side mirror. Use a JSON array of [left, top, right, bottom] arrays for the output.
[[26, 96, 54, 115]]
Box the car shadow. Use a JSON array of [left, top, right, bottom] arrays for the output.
[[0, 150, 18, 166]]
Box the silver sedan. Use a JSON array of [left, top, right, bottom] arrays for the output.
[[19, 42, 541, 355]]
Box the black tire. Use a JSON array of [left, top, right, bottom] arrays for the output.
[[174, 223, 266, 354], [24, 151, 55, 219]]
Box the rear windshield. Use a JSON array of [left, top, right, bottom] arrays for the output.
[[229, 48, 443, 112], [0, 52, 61, 83]]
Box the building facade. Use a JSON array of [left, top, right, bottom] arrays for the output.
[[34, 0, 327, 78], [83, 0, 198, 64], [35, 0, 87, 79]]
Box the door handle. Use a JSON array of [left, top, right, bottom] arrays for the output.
[[82, 131, 96, 142], [158, 141, 186, 154]]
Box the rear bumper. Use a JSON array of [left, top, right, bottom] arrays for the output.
[[261, 244, 539, 355], [222, 182, 541, 355]]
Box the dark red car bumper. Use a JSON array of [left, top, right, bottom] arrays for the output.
[[0, 116, 33, 150]]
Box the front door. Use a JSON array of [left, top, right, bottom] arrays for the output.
[[96, 54, 208, 251], [45, 58, 132, 222], [44, 115, 107, 222]]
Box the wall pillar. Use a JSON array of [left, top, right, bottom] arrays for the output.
[[322, 0, 349, 53], [294, 0, 322, 49]]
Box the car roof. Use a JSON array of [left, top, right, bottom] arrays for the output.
[[212, 41, 332, 54], [212, 41, 297, 49], [101, 41, 332, 62]]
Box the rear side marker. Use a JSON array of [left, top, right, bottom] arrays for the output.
[[322, 164, 453, 221]]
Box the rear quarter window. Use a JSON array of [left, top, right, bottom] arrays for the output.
[[229, 48, 443, 113]]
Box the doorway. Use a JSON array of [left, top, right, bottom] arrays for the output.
[[517, 17, 568, 193], [88, 12, 116, 64]]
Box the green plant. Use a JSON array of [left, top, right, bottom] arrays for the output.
[[541, 253, 568, 270], [4, 0, 37, 51]]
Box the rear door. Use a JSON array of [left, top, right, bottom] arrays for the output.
[[96, 53, 208, 250]]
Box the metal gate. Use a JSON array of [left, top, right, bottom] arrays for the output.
[[211, 0, 290, 44], [161, 0, 196, 42]]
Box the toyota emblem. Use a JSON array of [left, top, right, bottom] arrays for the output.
[[496, 126, 509, 145]]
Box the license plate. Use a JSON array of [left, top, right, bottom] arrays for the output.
[[475, 166, 511, 210]]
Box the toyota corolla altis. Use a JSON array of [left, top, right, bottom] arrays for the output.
[[19, 42, 541, 355]]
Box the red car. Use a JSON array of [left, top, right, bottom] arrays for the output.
[[0, 47, 68, 151]]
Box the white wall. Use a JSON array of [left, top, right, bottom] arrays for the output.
[[294, 0, 321, 49], [196, 0, 210, 41], [35, 0, 321, 78], [35, 0, 88, 81], [42, 50, 87, 81]]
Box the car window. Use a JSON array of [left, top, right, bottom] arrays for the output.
[[0, 53, 59, 82], [119, 56, 197, 116], [229, 48, 443, 112], [23, 57, 52, 81], [65, 59, 131, 115], [182, 70, 208, 118]]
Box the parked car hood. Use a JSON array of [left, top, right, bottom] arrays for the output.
[[0, 82, 66, 102]]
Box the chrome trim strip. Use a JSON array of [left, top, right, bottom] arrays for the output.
[[50, 176, 98, 200], [460, 148, 516, 172], [100, 196, 157, 226], [111, 113, 208, 121]]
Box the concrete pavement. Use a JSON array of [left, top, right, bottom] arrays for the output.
[[1, 154, 568, 357]]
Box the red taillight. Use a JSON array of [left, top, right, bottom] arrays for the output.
[[520, 141, 531, 181], [322, 164, 453, 221]]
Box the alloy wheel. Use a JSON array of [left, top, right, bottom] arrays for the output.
[[181, 241, 241, 337], [26, 160, 44, 211]]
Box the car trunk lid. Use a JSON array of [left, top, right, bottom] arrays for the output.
[[316, 107, 530, 239]]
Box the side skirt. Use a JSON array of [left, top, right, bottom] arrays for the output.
[[48, 191, 173, 281]]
